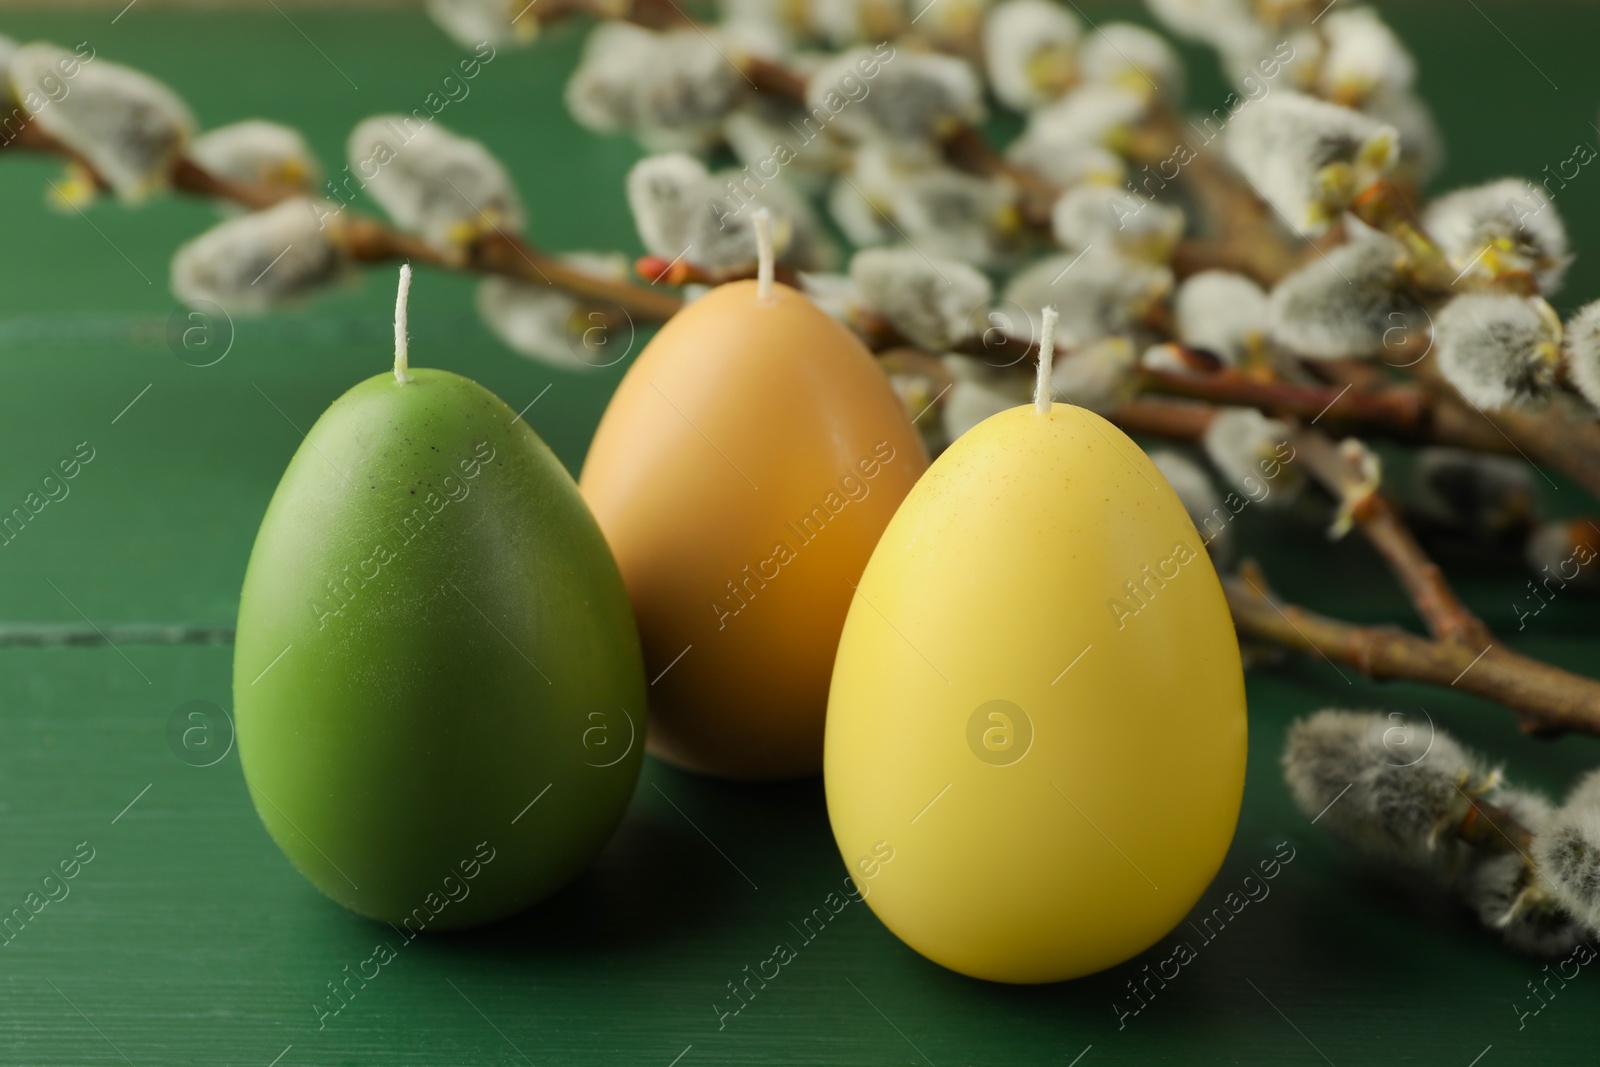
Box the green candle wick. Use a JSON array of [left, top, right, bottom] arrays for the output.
[[394, 263, 414, 384]]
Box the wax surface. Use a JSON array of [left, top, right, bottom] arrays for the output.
[[825, 403, 1247, 983], [235, 368, 645, 929], [581, 280, 927, 780]]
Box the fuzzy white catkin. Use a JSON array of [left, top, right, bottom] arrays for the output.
[[9, 43, 195, 203], [1435, 294, 1561, 411], [888, 369, 950, 455], [722, 107, 845, 196], [1283, 709, 1493, 877], [827, 173, 891, 248], [825, 138, 944, 249], [850, 247, 990, 351], [1533, 769, 1600, 933], [1079, 22, 1184, 104], [798, 271, 860, 323], [565, 22, 658, 133], [1411, 448, 1537, 546], [347, 116, 524, 248], [1224, 91, 1399, 236], [629, 153, 815, 274], [1318, 7, 1415, 104], [170, 198, 350, 314], [1216, 22, 1320, 97], [477, 278, 583, 368], [1175, 271, 1268, 366], [1422, 179, 1571, 295], [190, 120, 321, 194], [1145, 0, 1256, 49], [983, 0, 1080, 110], [1456, 788, 1588, 957], [891, 168, 1013, 266], [1364, 86, 1444, 186], [627, 152, 708, 263], [1150, 449, 1232, 559], [717, 18, 789, 68], [425, 0, 542, 50], [1003, 246, 1171, 346], [1051, 184, 1184, 261], [1006, 135, 1125, 191], [1268, 230, 1421, 360], [475, 252, 630, 370], [1562, 300, 1600, 415], [849, 137, 939, 205], [727, 171, 837, 273], [940, 375, 1023, 443], [719, 0, 799, 42], [808, 0, 903, 46], [1050, 337, 1137, 414], [1287, 710, 1589, 955], [914, 0, 993, 47], [1020, 84, 1148, 152], [1524, 521, 1600, 594], [0, 34, 18, 90], [639, 29, 747, 134], [809, 48, 984, 145], [566, 24, 743, 142], [1202, 407, 1302, 508]]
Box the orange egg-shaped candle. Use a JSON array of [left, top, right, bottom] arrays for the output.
[[580, 218, 928, 780]]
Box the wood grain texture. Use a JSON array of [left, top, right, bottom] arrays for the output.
[[0, 4, 1597, 1065]]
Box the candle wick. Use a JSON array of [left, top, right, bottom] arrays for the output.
[[1034, 305, 1059, 415], [394, 262, 414, 384], [753, 208, 775, 303]]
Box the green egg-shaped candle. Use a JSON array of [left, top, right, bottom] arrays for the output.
[[234, 268, 645, 930]]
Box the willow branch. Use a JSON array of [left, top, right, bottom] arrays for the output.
[[855, 309, 1040, 367], [1224, 571, 1600, 739], [1481, 403, 1600, 502], [1108, 398, 1216, 441], [1138, 366, 1517, 456], [938, 123, 1058, 229], [1290, 427, 1493, 648], [1, 113, 683, 325], [1141, 108, 1305, 285], [1458, 795, 1535, 853], [1347, 179, 1462, 293], [1408, 361, 1600, 502]]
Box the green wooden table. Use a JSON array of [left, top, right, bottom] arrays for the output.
[[1, 4, 1598, 1064]]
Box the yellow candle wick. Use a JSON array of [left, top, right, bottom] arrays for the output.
[[394, 262, 414, 384], [1034, 305, 1059, 415]]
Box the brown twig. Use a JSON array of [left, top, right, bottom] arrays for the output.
[[1290, 427, 1493, 648], [1481, 402, 1600, 502], [169, 156, 300, 210], [938, 123, 1058, 230], [1224, 571, 1600, 738], [3, 112, 683, 324], [855, 308, 1039, 368], [1347, 179, 1460, 293], [1142, 107, 1305, 286], [625, 0, 699, 29], [1109, 398, 1217, 442], [1138, 366, 1517, 456], [742, 55, 810, 102], [1408, 360, 1600, 502], [1457, 796, 1535, 854], [1105, 403, 1600, 737]]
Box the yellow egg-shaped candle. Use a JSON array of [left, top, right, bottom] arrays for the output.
[[580, 241, 928, 780], [825, 316, 1246, 983]]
